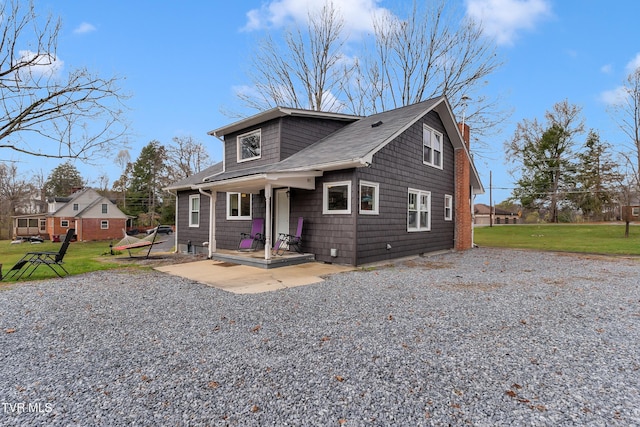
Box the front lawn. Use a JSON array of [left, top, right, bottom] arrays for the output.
[[474, 223, 640, 255], [0, 240, 139, 283]]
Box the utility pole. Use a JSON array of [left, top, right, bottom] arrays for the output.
[[489, 170, 493, 227]]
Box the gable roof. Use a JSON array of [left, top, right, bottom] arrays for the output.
[[49, 188, 128, 219], [474, 203, 518, 216], [180, 97, 483, 194], [273, 97, 444, 172], [49, 188, 94, 215]]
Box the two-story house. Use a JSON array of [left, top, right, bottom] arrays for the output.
[[166, 96, 483, 266], [14, 188, 129, 241]]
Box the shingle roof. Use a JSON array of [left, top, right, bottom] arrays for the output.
[[175, 97, 482, 193], [164, 162, 224, 190], [274, 98, 442, 171], [202, 98, 445, 185]]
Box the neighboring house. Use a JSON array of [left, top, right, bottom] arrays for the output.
[[166, 96, 484, 266], [13, 188, 129, 241], [474, 203, 521, 225]]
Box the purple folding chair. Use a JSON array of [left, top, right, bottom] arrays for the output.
[[273, 217, 303, 255], [238, 218, 265, 251]]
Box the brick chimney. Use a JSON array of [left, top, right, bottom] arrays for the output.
[[455, 123, 472, 250]]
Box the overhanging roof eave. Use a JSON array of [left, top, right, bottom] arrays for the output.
[[208, 107, 360, 137]]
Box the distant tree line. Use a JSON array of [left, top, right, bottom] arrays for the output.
[[505, 66, 640, 225], [0, 136, 212, 239]]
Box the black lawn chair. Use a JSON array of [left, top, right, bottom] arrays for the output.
[[273, 217, 304, 255], [2, 228, 75, 280]]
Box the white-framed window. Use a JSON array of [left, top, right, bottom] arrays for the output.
[[359, 181, 379, 215], [423, 124, 443, 169], [73, 203, 79, 211], [323, 181, 351, 214], [237, 129, 261, 162], [227, 192, 252, 220], [189, 194, 200, 227], [61, 220, 69, 227], [102, 203, 108, 214], [444, 194, 453, 221], [408, 188, 431, 231], [101, 220, 109, 229], [633, 207, 640, 216]]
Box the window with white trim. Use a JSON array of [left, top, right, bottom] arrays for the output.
[[423, 124, 443, 168], [102, 203, 108, 214], [189, 194, 200, 227], [323, 181, 351, 214], [444, 194, 453, 221], [101, 220, 109, 229], [633, 207, 640, 216], [227, 192, 252, 220], [73, 203, 78, 211], [407, 189, 431, 231], [61, 220, 69, 227], [359, 181, 379, 215], [237, 129, 261, 162]]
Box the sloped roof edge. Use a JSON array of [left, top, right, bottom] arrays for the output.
[[208, 107, 361, 137]]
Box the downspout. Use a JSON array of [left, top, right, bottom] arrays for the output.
[[471, 186, 475, 248], [198, 188, 215, 258], [167, 189, 178, 253]]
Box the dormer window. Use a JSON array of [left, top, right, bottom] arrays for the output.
[[237, 129, 261, 162]]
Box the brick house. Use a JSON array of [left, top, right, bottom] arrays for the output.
[[166, 96, 484, 266], [474, 203, 521, 225], [13, 188, 129, 241]]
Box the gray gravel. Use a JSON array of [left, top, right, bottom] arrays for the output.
[[1, 247, 639, 426]]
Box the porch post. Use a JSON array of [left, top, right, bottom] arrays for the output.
[[264, 184, 272, 260], [209, 191, 217, 258]]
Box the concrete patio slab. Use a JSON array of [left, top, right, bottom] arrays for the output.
[[154, 259, 355, 294]]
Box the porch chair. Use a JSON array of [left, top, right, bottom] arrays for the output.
[[273, 217, 304, 256], [2, 228, 75, 281], [238, 218, 265, 251]]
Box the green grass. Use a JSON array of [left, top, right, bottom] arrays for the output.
[[474, 224, 640, 255], [0, 240, 141, 284]]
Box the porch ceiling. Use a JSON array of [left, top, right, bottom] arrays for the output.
[[198, 171, 321, 194]]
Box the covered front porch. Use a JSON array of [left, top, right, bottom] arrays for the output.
[[196, 170, 322, 266]]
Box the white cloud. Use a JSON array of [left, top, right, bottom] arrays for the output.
[[600, 64, 613, 74], [624, 53, 640, 73], [17, 50, 64, 79], [73, 22, 96, 34], [465, 0, 552, 46], [241, 0, 390, 34], [600, 86, 627, 105]]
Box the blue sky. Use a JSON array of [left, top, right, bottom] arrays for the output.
[[14, 0, 640, 205]]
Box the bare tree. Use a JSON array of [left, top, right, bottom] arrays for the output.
[[113, 149, 131, 209], [0, 0, 129, 162], [166, 135, 212, 180], [237, 1, 349, 112], [0, 162, 36, 238], [237, 0, 504, 145], [351, 0, 503, 140], [608, 68, 640, 183]]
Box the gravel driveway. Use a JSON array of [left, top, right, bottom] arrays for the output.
[[1, 248, 639, 426]]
